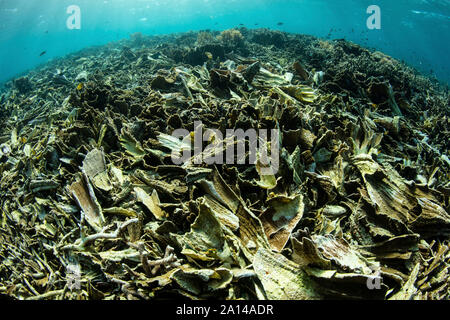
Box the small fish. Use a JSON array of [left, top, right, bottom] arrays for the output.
[[44, 30, 48, 34], [239, 23, 244, 26], [277, 22, 284, 26], [254, 23, 259, 26], [205, 52, 213, 60], [76, 83, 84, 90], [39, 51, 46, 56]]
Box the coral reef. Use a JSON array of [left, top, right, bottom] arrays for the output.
[[0, 29, 449, 301]]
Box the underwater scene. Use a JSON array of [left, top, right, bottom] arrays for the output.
[[0, 0, 449, 302]]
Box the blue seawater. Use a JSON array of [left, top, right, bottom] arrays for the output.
[[0, 0, 449, 84]]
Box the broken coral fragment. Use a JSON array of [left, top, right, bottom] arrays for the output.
[[253, 248, 321, 300], [353, 155, 450, 236], [134, 187, 167, 220], [175, 201, 234, 264], [68, 173, 105, 232], [260, 194, 305, 252], [119, 129, 145, 159], [82, 148, 112, 191], [171, 266, 233, 296]]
